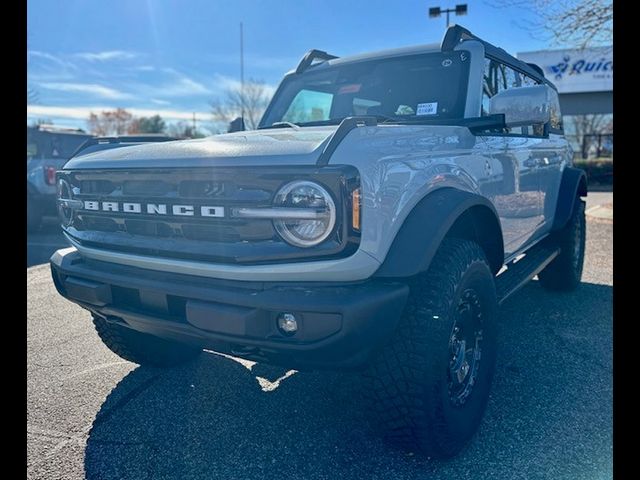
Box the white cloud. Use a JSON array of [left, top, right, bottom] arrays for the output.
[[151, 98, 171, 105], [147, 69, 210, 97], [40, 82, 132, 100], [27, 105, 211, 123], [74, 50, 138, 62], [165, 77, 210, 96], [27, 50, 77, 71]]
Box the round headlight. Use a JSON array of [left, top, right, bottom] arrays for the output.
[[273, 180, 336, 247]]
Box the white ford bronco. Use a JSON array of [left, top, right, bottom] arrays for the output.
[[51, 25, 587, 457]]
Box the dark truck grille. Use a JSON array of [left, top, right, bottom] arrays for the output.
[[59, 166, 360, 264]]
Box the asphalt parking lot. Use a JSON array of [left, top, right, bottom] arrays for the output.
[[27, 194, 612, 480]]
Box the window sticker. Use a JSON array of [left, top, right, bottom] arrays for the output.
[[416, 102, 438, 115], [338, 84, 361, 94]]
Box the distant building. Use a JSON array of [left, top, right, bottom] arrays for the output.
[[518, 47, 612, 158]]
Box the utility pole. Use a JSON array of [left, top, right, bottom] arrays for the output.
[[240, 21, 245, 120], [192, 112, 196, 132]]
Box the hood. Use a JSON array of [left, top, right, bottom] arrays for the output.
[[63, 127, 338, 170]]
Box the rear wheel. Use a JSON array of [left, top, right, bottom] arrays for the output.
[[92, 315, 202, 367], [538, 197, 585, 291], [363, 239, 498, 458]]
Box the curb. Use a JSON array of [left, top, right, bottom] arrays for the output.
[[585, 203, 613, 221]]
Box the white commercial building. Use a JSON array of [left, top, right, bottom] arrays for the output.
[[518, 47, 612, 157]]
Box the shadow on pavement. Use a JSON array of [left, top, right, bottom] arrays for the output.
[[84, 281, 612, 480]]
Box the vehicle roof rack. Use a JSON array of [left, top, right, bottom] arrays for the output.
[[441, 24, 555, 89], [295, 49, 338, 74]]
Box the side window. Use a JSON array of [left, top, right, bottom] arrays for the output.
[[282, 89, 333, 123], [481, 58, 523, 134], [481, 58, 504, 117]]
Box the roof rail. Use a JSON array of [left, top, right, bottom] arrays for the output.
[[295, 49, 338, 74], [525, 62, 545, 78], [440, 24, 479, 51], [440, 24, 555, 90]]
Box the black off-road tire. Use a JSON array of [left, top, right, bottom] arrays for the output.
[[538, 198, 585, 291], [92, 315, 202, 367], [363, 238, 498, 458]]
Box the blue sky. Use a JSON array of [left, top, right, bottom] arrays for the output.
[[27, 0, 557, 133]]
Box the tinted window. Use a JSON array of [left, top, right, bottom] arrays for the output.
[[261, 51, 471, 127], [482, 58, 525, 134]]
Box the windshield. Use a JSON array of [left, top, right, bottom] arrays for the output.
[[260, 51, 471, 128]]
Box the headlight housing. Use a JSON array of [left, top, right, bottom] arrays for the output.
[[272, 180, 336, 247]]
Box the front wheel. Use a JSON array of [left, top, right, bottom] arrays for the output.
[[363, 238, 498, 458], [92, 315, 202, 367]]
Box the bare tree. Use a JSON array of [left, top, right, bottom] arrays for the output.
[[565, 114, 613, 157], [87, 108, 135, 136], [211, 79, 271, 130], [486, 0, 612, 48], [166, 121, 206, 139], [27, 86, 39, 105]]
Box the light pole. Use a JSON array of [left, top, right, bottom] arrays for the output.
[[240, 21, 245, 121], [429, 4, 467, 28]]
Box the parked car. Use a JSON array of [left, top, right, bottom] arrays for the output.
[[27, 125, 93, 232], [50, 25, 586, 458]]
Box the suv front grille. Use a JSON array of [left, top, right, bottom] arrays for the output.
[[59, 166, 360, 264]]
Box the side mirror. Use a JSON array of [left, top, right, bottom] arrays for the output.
[[228, 117, 246, 133], [489, 85, 555, 128]]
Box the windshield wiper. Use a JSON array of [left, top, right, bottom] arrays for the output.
[[259, 121, 301, 130]]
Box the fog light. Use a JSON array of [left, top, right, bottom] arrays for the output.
[[277, 313, 298, 335]]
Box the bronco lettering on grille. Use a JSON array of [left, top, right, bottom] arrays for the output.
[[82, 201, 225, 217]]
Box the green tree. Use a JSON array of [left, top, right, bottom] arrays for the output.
[[131, 115, 166, 134]]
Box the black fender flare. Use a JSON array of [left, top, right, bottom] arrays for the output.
[[551, 166, 588, 231], [374, 188, 504, 278]]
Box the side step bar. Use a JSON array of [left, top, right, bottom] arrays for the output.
[[495, 245, 560, 305]]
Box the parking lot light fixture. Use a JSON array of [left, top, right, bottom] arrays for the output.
[[428, 4, 467, 27]]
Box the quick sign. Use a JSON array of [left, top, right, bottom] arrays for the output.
[[517, 47, 612, 94]]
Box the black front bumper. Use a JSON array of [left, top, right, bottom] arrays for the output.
[[50, 248, 409, 370]]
